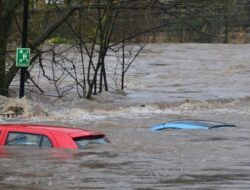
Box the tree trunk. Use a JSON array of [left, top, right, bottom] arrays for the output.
[[0, 31, 7, 96], [224, 0, 229, 43], [86, 62, 102, 99], [0, 1, 17, 96], [121, 42, 125, 90]]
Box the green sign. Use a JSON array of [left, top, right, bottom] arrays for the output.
[[16, 48, 30, 67]]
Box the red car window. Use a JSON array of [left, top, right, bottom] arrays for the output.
[[6, 132, 52, 148], [74, 135, 110, 149]]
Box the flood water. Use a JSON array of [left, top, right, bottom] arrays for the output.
[[1, 43, 250, 189]]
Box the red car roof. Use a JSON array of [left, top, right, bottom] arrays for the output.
[[0, 123, 102, 137]]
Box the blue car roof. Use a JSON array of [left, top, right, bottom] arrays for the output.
[[150, 120, 237, 131]]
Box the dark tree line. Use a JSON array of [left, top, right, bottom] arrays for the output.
[[0, 0, 249, 98]]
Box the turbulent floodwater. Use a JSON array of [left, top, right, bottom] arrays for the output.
[[1, 43, 250, 189]]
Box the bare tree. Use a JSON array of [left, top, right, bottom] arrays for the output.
[[0, 0, 78, 96], [1, 0, 248, 99]]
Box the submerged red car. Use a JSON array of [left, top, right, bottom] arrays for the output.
[[0, 123, 109, 149]]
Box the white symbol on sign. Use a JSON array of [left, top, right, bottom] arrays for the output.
[[23, 54, 27, 60]]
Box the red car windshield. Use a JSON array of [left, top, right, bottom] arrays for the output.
[[73, 135, 110, 149]]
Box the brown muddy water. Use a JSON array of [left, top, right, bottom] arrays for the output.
[[1, 44, 250, 189]]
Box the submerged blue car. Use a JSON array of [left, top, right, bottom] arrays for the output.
[[150, 120, 237, 131]]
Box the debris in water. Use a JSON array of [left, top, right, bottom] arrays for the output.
[[1, 97, 48, 118]]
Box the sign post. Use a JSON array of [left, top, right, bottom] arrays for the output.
[[18, 0, 29, 98]]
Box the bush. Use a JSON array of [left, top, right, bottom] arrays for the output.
[[47, 37, 73, 44]]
